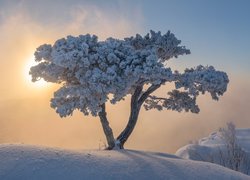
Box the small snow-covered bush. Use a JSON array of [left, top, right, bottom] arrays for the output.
[[176, 122, 250, 175]]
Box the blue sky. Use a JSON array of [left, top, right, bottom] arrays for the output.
[[1, 0, 249, 73], [140, 0, 250, 73]]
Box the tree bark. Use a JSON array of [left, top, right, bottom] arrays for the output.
[[116, 86, 143, 149], [99, 84, 162, 150], [98, 103, 115, 150], [116, 84, 161, 149]]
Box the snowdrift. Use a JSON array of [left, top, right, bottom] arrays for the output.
[[0, 144, 249, 180], [176, 128, 250, 175]]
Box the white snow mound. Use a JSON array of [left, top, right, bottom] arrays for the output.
[[176, 129, 250, 159], [176, 128, 250, 176], [0, 144, 249, 180]]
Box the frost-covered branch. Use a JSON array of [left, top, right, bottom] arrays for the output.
[[143, 65, 228, 113], [125, 30, 191, 62], [144, 90, 200, 113], [30, 31, 189, 117], [174, 65, 229, 100]]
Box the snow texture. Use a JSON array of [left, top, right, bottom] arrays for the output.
[[29, 30, 229, 117], [0, 144, 249, 180], [176, 128, 250, 175]]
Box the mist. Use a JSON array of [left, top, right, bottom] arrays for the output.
[[0, 0, 250, 154], [1, 74, 249, 153]]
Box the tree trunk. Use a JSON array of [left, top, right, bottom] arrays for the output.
[[116, 104, 141, 149], [116, 84, 161, 149], [98, 103, 115, 150], [99, 84, 161, 150], [116, 86, 143, 149]]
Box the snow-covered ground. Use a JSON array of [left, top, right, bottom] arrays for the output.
[[176, 128, 250, 175], [0, 144, 249, 180]]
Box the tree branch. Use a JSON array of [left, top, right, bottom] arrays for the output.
[[147, 95, 167, 101], [132, 85, 143, 106], [138, 84, 161, 106]]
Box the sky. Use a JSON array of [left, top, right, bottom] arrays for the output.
[[0, 0, 250, 153]]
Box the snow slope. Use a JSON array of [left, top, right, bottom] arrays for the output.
[[0, 144, 249, 180]]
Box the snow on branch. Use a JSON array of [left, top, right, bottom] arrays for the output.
[[29, 31, 228, 117], [144, 90, 200, 113], [125, 30, 191, 62], [174, 65, 229, 100], [143, 65, 229, 113]]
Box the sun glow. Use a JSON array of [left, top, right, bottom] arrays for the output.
[[24, 56, 47, 88]]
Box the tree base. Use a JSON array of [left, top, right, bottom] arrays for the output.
[[104, 141, 124, 150]]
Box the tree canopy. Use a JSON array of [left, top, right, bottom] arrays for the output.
[[30, 30, 229, 149]]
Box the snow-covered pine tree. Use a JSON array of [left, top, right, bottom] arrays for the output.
[[30, 31, 229, 149]]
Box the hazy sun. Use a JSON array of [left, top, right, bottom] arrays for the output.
[[24, 56, 47, 88]]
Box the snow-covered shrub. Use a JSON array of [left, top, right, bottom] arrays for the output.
[[176, 122, 250, 175]]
